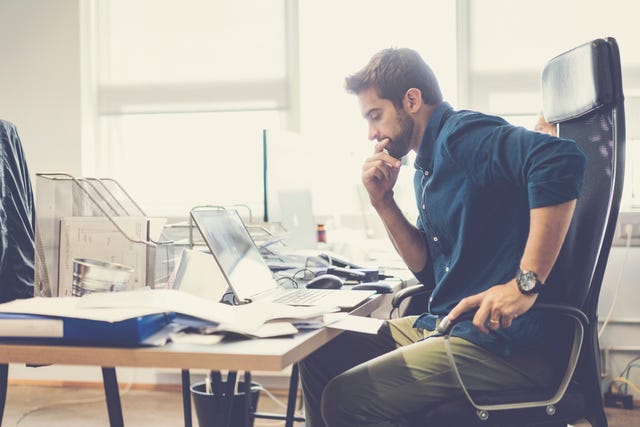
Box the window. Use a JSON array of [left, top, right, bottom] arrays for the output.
[[297, 1, 457, 222], [85, 1, 638, 224], [85, 0, 457, 224], [85, 0, 289, 217], [467, 0, 640, 209]]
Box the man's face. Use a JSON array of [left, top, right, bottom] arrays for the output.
[[358, 87, 414, 159]]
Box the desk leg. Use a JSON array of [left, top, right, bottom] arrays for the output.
[[101, 367, 124, 427], [286, 363, 300, 427], [181, 369, 192, 427], [0, 363, 8, 426]]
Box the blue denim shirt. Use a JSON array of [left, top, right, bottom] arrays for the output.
[[411, 103, 586, 357]]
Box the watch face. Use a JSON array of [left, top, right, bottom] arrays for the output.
[[521, 272, 537, 291], [517, 270, 541, 294]]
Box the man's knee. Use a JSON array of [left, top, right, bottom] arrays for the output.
[[320, 369, 380, 426], [321, 373, 354, 425]]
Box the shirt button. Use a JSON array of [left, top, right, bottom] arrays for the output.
[[444, 266, 450, 272], [422, 204, 426, 210], [429, 296, 433, 302], [424, 170, 430, 176], [433, 236, 439, 242]]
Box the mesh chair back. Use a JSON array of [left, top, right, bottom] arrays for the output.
[[542, 38, 625, 317]]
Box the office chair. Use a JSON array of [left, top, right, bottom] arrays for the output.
[[0, 119, 35, 303], [0, 119, 36, 423], [391, 37, 625, 427]]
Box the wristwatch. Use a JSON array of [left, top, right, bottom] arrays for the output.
[[516, 268, 545, 295]]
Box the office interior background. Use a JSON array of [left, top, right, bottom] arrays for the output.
[[1, 0, 640, 403]]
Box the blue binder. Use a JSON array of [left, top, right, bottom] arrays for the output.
[[0, 311, 178, 347]]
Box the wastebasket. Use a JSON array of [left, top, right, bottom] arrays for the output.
[[191, 380, 260, 427]]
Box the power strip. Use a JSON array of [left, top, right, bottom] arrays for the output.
[[604, 391, 634, 409]]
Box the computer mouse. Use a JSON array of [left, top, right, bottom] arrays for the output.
[[350, 282, 394, 294], [306, 274, 344, 289]]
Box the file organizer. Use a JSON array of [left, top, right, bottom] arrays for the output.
[[34, 173, 176, 297]]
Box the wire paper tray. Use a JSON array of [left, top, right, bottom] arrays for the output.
[[34, 173, 175, 297], [185, 205, 286, 249]]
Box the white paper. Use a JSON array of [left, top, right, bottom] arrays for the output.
[[76, 289, 338, 335], [0, 297, 165, 322], [171, 249, 229, 300], [324, 313, 384, 335], [77, 289, 268, 331], [217, 321, 299, 338], [169, 332, 225, 345]]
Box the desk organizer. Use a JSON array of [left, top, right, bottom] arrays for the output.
[[34, 173, 175, 297]]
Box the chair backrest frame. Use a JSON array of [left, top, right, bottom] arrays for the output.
[[542, 37, 625, 427]]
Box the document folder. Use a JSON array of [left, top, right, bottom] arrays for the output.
[[0, 311, 176, 347], [0, 297, 179, 347]]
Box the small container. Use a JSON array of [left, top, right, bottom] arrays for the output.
[[316, 224, 326, 243], [191, 380, 260, 427], [72, 258, 133, 297]]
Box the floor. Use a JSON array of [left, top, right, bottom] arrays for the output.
[[3, 382, 305, 427], [2, 383, 639, 426]]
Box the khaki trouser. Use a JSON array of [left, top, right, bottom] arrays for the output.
[[300, 316, 554, 427]]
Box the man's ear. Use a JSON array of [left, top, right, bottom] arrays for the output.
[[404, 88, 423, 113]]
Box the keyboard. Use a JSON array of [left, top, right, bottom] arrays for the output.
[[273, 289, 333, 305]]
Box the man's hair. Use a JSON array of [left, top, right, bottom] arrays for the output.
[[345, 48, 443, 108]]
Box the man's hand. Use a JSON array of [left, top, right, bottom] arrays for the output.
[[362, 138, 402, 208], [447, 280, 538, 334]]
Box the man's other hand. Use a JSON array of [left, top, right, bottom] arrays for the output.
[[446, 280, 538, 334]]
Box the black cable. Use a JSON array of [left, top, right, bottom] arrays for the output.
[[276, 276, 299, 289], [293, 268, 319, 281]]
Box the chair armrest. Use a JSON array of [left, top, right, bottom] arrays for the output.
[[389, 284, 433, 318], [391, 284, 432, 309], [442, 303, 589, 415]]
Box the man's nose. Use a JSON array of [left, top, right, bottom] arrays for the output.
[[368, 125, 378, 141]]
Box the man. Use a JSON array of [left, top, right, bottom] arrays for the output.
[[299, 48, 586, 427]]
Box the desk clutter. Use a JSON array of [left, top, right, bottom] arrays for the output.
[[1, 173, 401, 427], [21, 174, 397, 349], [0, 289, 343, 346]]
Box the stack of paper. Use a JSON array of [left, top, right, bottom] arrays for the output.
[[0, 289, 341, 345]]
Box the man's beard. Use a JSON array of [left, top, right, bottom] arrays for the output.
[[386, 111, 414, 159]]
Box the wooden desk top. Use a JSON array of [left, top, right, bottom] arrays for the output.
[[0, 288, 388, 372], [0, 327, 341, 372]]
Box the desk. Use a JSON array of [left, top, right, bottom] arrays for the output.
[[0, 292, 388, 427]]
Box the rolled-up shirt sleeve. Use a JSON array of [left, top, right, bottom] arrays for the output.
[[446, 120, 587, 209], [524, 137, 587, 208]]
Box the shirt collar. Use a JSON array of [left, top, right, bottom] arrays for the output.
[[414, 102, 453, 168]]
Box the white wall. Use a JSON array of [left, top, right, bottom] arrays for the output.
[[598, 246, 640, 399], [0, 0, 82, 181]]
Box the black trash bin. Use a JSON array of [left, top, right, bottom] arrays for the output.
[[191, 380, 260, 427]]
